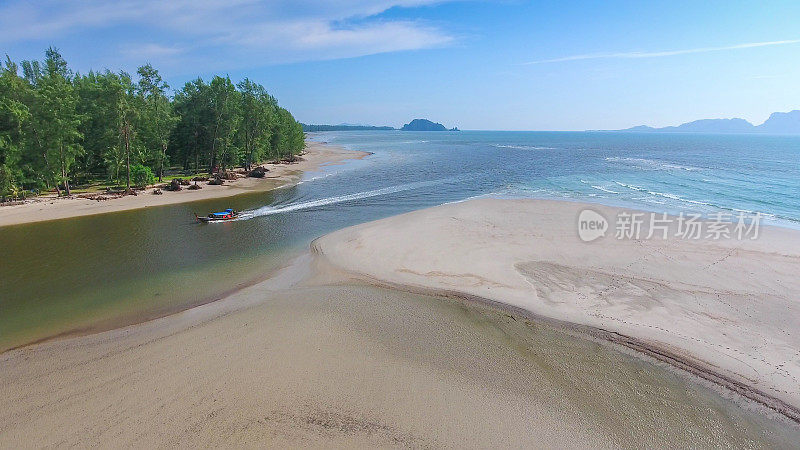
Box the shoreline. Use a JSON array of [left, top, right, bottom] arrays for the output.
[[312, 198, 800, 421], [3, 253, 798, 446], [0, 142, 369, 227]]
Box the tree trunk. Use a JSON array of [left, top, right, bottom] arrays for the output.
[[245, 135, 253, 170], [210, 125, 218, 174], [159, 142, 166, 182], [193, 129, 199, 173], [59, 143, 70, 196], [125, 129, 131, 191], [209, 145, 216, 174]]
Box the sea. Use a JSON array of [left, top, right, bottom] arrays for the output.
[[306, 130, 800, 227]]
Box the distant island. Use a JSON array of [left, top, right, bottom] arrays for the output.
[[612, 110, 800, 134], [301, 123, 394, 132], [401, 119, 459, 132]]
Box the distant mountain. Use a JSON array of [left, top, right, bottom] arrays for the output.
[[757, 110, 800, 133], [301, 123, 394, 132], [401, 119, 459, 132], [615, 110, 800, 134], [663, 118, 755, 133]]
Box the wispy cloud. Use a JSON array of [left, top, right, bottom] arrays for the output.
[[0, 0, 456, 68], [120, 44, 184, 60], [747, 74, 784, 80], [524, 39, 800, 65]]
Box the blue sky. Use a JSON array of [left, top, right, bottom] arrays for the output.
[[2, 0, 799, 130]]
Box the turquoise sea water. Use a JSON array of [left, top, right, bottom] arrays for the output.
[[2, 130, 799, 350], [308, 130, 800, 227]]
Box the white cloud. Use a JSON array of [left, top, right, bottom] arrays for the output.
[[120, 44, 184, 60], [747, 74, 784, 80], [524, 39, 800, 64], [0, 0, 455, 66]]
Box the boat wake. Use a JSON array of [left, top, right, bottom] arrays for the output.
[[236, 178, 459, 220]]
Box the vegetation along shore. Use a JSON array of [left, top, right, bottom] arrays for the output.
[[0, 48, 305, 204], [0, 142, 367, 227]]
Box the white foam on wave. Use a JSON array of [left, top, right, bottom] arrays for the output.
[[237, 177, 459, 220], [614, 181, 646, 192], [606, 157, 703, 172], [614, 180, 714, 206], [581, 180, 618, 194], [493, 144, 557, 150], [590, 185, 619, 194]]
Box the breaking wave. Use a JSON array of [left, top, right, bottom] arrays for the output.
[[492, 144, 557, 150], [591, 185, 619, 194], [606, 157, 703, 172]]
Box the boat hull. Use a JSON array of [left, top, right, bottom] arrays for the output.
[[195, 213, 239, 223]]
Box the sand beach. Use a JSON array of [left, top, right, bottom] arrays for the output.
[[2, 253, 798, 447], [314, 198, 800, 419], [0, 142, 367, 227]]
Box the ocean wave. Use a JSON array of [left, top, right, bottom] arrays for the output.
[[590, 185, 619, 194], [615, 181, 715, 206], [606, 157, 703, 172], [613, 181, 646, 192], [492, 144, 557, 150], [482, 181, 799, 227], [580, 180, 618, 194], [612, 180, 790, 220]]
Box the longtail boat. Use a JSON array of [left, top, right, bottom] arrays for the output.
[[195, 208, 238, 223]]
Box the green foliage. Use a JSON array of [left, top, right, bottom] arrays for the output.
[[0, 57, 30, 199], [208, 76, 240, 171], [237, 78, 276, 169], [171, 75, 303, 172], [301, 124, 393, 131], [0, 48, 305, 197], [136, 64, 177, 181], [130, 163, 155, 188], [75, 70, 132, 183], [27, 47, 84, 196]]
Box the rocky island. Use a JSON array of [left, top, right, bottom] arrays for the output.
[[401, 119, 459, 131]]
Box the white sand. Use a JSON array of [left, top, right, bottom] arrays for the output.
[[2, 255, 795, 447], [314, 198, 800, 417], [0, 142, 366, 227]]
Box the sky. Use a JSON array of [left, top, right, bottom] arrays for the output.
[[1, 0, 799, 130]]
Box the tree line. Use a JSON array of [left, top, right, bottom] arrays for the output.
[[301, 124, 394, 132], [0, 47, 305, 199]]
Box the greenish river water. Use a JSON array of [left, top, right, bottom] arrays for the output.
[[0, 187, 305, 351]]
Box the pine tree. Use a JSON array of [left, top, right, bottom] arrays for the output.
[[33, 48, 83, 196]]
